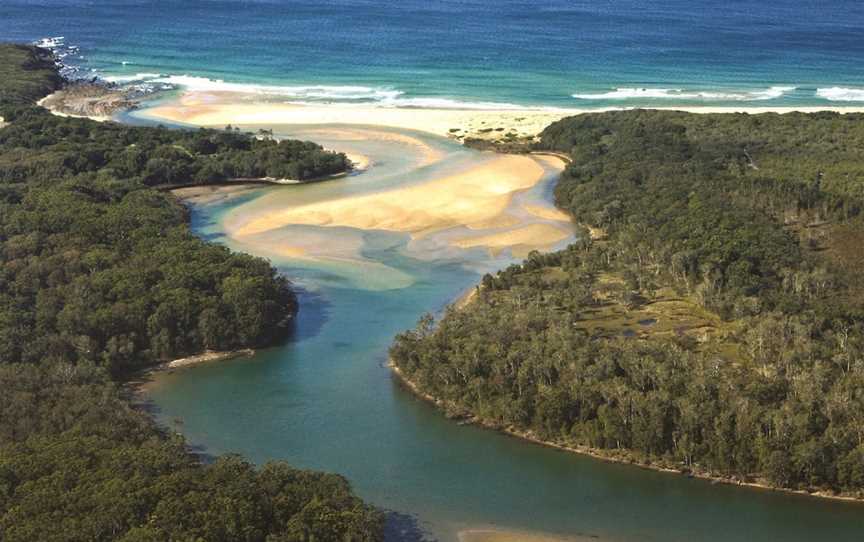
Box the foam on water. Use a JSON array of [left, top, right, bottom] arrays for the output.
[[100, 73, 552, 110], [148, 74, 405, 101], [817, 87, 864, 102], [572, 86, 797, 101], [102, 72, 163, 83]]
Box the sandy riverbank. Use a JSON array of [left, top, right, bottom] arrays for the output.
[[163, 349, 255, 370]]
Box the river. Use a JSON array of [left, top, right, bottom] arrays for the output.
[[143, 124, 864, 542]]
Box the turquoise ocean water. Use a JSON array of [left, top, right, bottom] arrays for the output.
[[3, 0, 864, 108]]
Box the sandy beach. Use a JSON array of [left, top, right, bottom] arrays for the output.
[[139, 90, 574, 140], [139, 90, 864, 142]]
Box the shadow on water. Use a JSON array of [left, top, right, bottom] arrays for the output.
[[127, 384, 219, 463], [195, 230, 227, 242], [283, 285, 332, 343], [383, 511, 437, 542]]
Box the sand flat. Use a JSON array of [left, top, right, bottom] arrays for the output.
[[170, 184, 264, 205], [451, 222, 573, 257], [230, 154, 548, 239], [152, 94, 577, 262]]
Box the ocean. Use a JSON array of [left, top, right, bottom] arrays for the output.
[[3, 0, 864, 108]]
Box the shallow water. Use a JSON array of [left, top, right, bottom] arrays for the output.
[[143, 124, 864, 542]]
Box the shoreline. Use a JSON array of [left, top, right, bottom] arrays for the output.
[[135, 90, 864, 141], [36, 86, 864, 147], [130, 349, 257, 397], [159, 348, 256, 371], [390, 359, 864, 505], [389, 282, 864, 506]]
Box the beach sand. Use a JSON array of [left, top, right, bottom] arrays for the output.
[[140, 89, 864, 141], [139, 90, 575, 140]]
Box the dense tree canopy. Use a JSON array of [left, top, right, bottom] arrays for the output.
[[0, 44, 383, 540], [0, 363, 383, 542], [392, 110, 864, 498], [0, 44, 61, 110]]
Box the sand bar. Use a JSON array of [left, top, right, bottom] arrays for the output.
[[152, 93, 576, 261], [227, 153, 559, 242]]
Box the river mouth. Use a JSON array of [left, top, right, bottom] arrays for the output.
[[141, 121, 864, 542]]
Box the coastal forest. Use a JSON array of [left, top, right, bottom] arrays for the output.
[[392, 109, 864, 498], [0, 44, 383, 541]]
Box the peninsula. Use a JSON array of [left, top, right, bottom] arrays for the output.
[[392, 109, 864, 502]]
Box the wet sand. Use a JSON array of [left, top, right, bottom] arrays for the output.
[[150, 94, 574, 285], [229, 154, 556, 239]]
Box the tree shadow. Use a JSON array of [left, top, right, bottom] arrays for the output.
[[283, 285, 332, 343], [383, 510, 438, 542]]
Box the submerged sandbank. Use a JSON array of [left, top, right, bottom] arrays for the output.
[[223, 151, 571, 260], [232, 154, 542, 234]]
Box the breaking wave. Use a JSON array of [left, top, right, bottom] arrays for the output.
[[572, 86, 796, 101], [816, 87, 864, 102]]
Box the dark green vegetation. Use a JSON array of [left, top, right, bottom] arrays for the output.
[[0, 45, 383, 540], [392, 110, 864, 498], [0, 44, 61, 110]]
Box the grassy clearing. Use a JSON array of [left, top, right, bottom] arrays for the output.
[[540, 268, 742, 359]]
